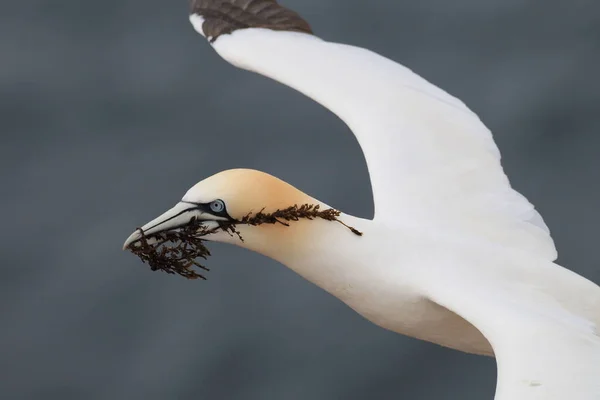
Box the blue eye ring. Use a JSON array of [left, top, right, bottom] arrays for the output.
[[209, 199, 226, 213]]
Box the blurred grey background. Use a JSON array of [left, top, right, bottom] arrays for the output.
[[1, 0, 599, 399]]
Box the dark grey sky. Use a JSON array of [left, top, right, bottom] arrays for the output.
[[2, 1, 599, 399]]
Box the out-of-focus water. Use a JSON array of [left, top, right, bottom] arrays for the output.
[[1, 1, 599, 399]]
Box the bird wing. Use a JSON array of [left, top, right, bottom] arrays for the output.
[[418, 251, 600, 400], [188, 0, 556, 260]]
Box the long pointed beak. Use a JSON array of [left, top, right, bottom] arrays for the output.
[[123, 202, 215, 250]]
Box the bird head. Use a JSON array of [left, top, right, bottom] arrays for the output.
[[122, 169, 320, 254]]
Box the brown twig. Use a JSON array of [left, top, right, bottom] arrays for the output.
[[127, 204, 362, 280]]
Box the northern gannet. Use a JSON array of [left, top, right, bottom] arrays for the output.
[[123, 1, 600, 398]]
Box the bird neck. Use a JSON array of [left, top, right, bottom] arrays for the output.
[[224, 212, 369, 289]]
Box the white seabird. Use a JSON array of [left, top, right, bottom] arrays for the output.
[[124, 1, 600, 398]]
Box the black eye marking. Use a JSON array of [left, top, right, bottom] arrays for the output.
[[181, 199, 232, 220]]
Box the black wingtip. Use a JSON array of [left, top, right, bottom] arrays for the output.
[[189, 0, 313, 42]]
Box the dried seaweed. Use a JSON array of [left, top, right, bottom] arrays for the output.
[[129, 218, 216, 280], [127, 204, 362, 280]]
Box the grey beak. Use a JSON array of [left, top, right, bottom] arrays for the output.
[[123, 202, 212, 250]]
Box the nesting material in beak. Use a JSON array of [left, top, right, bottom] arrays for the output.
[[124, 204, 362, 280], [126, 218, 221, 280]]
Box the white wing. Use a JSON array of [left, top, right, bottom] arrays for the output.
[[416, 250, 600, 400], [188, 3, 600, 398], [189, 4, 556, 259]]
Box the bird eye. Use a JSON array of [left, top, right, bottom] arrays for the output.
[[209, 199, 226, 214]]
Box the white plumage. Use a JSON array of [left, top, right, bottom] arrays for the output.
[[202, 25, 556, 259], [126, 5, 600, 399], [188, 18, 600, 396]]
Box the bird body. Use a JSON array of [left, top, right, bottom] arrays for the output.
[[198, 171, 600, 360], [124, 2, 600, 398]]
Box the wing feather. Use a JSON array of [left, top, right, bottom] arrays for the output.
[[188, 5, 600, 398], [189, 4, 556, 260], [419, 254, 600, 399]]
